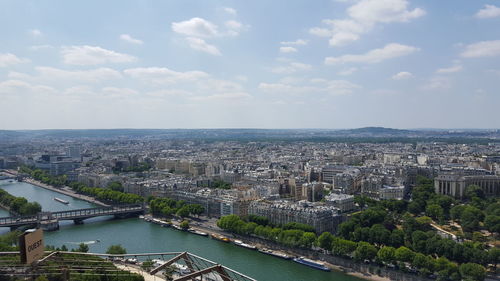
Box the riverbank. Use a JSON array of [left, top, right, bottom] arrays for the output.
[[145, 215, 393, 281], [22, 178, 109, 207]]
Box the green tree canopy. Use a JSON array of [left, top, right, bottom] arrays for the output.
[[106, 244, 127, 255]]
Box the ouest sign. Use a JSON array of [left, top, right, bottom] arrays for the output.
[[19, 228, 44, 264]]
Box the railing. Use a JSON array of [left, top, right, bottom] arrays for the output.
[[0, 204, 144, 227]]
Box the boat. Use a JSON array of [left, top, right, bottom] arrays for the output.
[[210, 233, 230, 243], [188, 229, 208, 237], [233, 240, 257, 250], [258, 248, 292, 260], [54, 197, 69, 204], [292, 257, 330, 271]]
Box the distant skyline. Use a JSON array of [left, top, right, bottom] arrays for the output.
[[0, 0, 499, 130]]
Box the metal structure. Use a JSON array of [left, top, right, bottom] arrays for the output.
[[0, 251, 257, 281], [0, 204, 145, 228]]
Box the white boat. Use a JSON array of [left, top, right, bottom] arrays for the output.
[[188, 229, 208, 236], [293, 257, 330, 271], [258, 248, 292, 260], [54, 197, 69, 204], [233, 240, 257, 250]]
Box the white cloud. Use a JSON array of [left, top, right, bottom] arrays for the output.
[[280, 46, 298, 53], [0, 53, 29, 67], [12, 66, 123, 83], [185, 37, 221, 56], [224, 20, 247, 36], [146, 89, 192, 98], [29, 29, 42, 37], [61, 45, 136, 65], [120, 34, 143, 45], [461, 40, 500, 58], [325, 43, 419, 64], [338, 67, 358, 76], [280, 39, 308, 45], [475, 5, 500, 19], [271, 62, 312, 74], [310, 0, 425, 47], [124, 67, 209, 84], [172, 17, 219, 38], [259, 79, 360, 96], [223, 7, 237, 16], [423, 77, 451, 90], [392, 71, 413, 80], [436, 65, 463, 74], [29, 45, 53, 51], [0, 79, 55, 95], [190, 92, 251, 101], [348, 0, 426, 24], [101, 87, 138, 97]]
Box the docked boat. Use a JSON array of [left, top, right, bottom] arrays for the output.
[[292, 257, 330, 271], [258, 248, 292, 260], [188, 229, 208, 237], [54, 197, 69, 204], [233, 240, 257, 250], [210, 233, 230, 243]]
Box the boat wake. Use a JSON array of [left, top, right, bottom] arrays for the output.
[[66, 240, 100, 245]]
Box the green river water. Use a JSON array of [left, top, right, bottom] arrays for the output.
[[0, 180, 363, 281]]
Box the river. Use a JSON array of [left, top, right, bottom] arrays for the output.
[[0, 180, 363, 281]]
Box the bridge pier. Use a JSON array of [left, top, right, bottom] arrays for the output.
[[73, 219, 84, 225], [40, 219, 59, 231]]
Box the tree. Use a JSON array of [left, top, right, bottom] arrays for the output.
[[180, 220, 189, 230], [75, 243, 89, 253], [377, 246, 396, 264], [484, 215, 500, 233], [450, 205, 466, 221], [141, 260, 154, 271], [354, 241, 377, 261], [489, 248, 500, 268], [461, 206, 484, 232], [318, 232, 335, 250], [332, 238, 357, 258], [176, 206, 190, 218], [299, 232, 317, 248], [465, 185, 485, 200], [459, 263, 486, 281], [107, 181, 124, 192], [106, 244, 127, 255], [412, 231, 429, 253], [389, 229, 405, 247], [395, 246, 415, 263], [369, 224, 391, 245], [426, 204, 444, 221], [61, 245, 68, 251], [412, 253, 431, 270]]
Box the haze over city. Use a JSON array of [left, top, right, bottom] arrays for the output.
[[1, 0, 499, 130]]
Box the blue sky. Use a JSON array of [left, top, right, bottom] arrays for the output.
[[0, 0, 499, 129]]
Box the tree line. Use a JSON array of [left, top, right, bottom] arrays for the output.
[[0, 189, 41, 216], [217, 214, 318, 248], [68, 182, 144, 204], [20, 166, 67, 187], [148, 197, 204, 218]]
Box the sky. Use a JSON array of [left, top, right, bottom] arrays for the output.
[[0, 0, 499, 130]]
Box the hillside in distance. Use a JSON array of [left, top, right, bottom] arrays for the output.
[[0, 127, 499, 143]]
